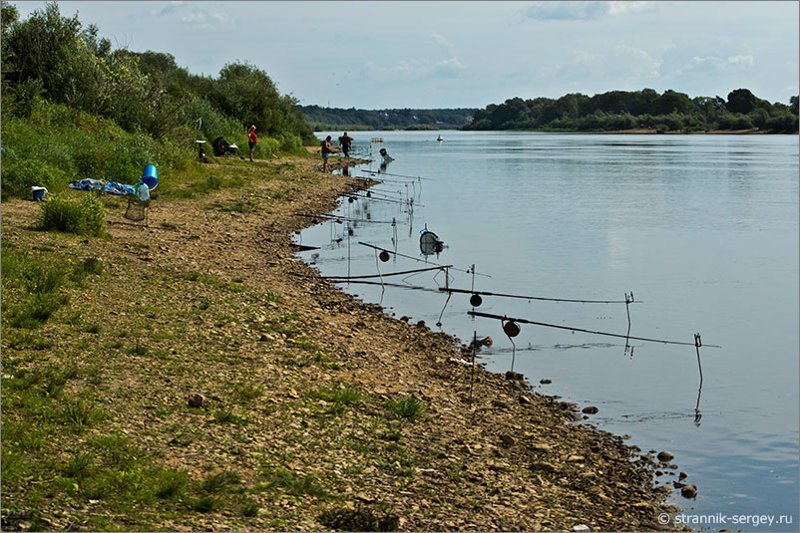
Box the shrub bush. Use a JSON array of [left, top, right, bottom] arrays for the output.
[[39, 194, 106, 236], [1, 159, 70, 197]]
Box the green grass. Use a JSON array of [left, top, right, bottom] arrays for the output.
[[202, 471, 241, 493], [153, 469, 188, 500], [386, 395, 427, 421], [61, 398, 104, 431], [171, 174, 245, 199], [70, 256, 104, 285], [190, 495, 219, 513], [213, 409, 245, 425], [240, 499, 260, 517], [232, 382, 264, 403], [318, 504, 399, 532], [262, 467, 329, 499], [308, 383, 363, 414], [39, 193, 106, 236], [215, 197, 260, 213]]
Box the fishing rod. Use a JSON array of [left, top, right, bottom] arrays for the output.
[[356, 174, 417, 184], [362, 169, 433, 181], [324, 265, 451, 280], [467, 311, 721, 348], [294, 213, 398, 225], [358, 241, 491, 277], [346, 193, 415, 206], [326, 279, 444, 294], [438, 287, 642, 305]]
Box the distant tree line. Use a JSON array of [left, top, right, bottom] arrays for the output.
[[1, 2, 315, 145], [300, 106, 477, 131], [464, 89, 798, 134]]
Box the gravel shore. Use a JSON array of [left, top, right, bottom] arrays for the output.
[[1, 153, 682, 531]]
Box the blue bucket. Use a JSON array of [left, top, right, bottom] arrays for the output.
[[141, 165, 158, 189]]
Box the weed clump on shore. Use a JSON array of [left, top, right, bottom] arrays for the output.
[[39, 194, 105, 236]]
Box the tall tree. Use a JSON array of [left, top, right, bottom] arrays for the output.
[[726, 88, 756, 114]]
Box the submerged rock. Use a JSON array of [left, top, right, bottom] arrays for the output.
[[657, 450, 674, 463], [680, 483, 698, 499], [582, 406, 599, 414]]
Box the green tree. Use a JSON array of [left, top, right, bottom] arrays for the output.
[[655, 90, 692, 115], [726, 88, 756, 114]]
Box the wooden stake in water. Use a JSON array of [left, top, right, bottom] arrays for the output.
[[694, 333, 703, 426]]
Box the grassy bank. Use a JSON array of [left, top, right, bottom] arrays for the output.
[[2, 154, 681, 531]]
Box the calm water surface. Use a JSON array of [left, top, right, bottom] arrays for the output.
[[298, 131, 799, 529]]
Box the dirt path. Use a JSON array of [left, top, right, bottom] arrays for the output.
[[2, 155, 681, 531]]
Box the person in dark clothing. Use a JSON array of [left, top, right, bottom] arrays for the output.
[[338, 132, 353, 158]]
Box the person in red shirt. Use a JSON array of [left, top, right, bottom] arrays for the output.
[[247, 125, 258, 162]]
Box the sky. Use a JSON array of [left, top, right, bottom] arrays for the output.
[[11, 1, 800, 110]]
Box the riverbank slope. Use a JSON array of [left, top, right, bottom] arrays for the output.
[[1, 153, 681, 531]]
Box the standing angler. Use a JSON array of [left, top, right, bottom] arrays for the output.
[[338, 131, 353, 158], [247, 125, 258, 162], [321, 135, 338, 172]]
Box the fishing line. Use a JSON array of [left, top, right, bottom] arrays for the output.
[[358, 241, 492, 277], [439, 287, 642, 305], [362, 169, 432, 181], [348, 193, 409, 205], [356, 174, 414, 184], [326, 279, 444, 293], [323, 265, 451, 280], [294, 213, 397, 225], [373, 249, 385, 302], [362, 169, 431, 180], [467, 311, 721, 348]]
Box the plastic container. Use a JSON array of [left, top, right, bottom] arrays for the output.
[[31, 186, 48, 201], [137, 182, 150, 202], [141, 164, 158, 189]]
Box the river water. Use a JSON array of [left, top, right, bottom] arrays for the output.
[[298, 131, 799, 529]]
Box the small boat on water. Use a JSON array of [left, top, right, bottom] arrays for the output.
[[436, 135, 444, 142]]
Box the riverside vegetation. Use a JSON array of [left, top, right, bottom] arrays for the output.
[[3, 3, 686, 531]]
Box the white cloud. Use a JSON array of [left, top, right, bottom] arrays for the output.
[[357, 56, 466, 82], [525, 1, 655, 21], [151, 2, 185, 16], [181, 8, 232, 30], [431, 32, 456, 55], [432, 58, 467, 78], [552, 45, 661, 87], [727, 54, 754, 67], [607, 1, 655, 16], [670, 52, 755, 77]]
